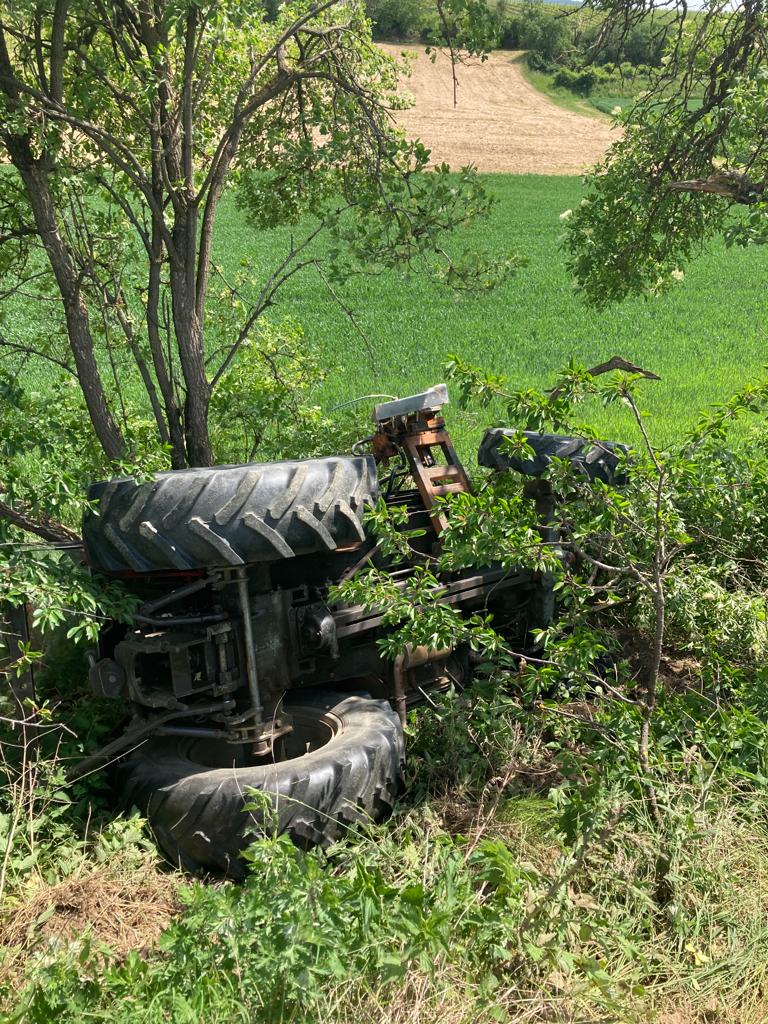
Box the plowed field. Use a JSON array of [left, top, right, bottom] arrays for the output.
[[380, 44, 619, 174]]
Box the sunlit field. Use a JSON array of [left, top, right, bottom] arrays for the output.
[[214, 173, 767, 454]]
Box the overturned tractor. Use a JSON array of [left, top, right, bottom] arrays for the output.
[[80, 386, 624, 877]]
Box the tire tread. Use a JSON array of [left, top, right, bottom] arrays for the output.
[[114, 693, 404, 878], [84, 456, 378, 573]]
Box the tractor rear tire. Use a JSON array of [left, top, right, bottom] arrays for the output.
[[114, 691, 405, 879], [478, 429, 628, 484], [83, 456, 378, 573]]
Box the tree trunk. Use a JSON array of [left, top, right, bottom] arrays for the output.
[[0, 492, 81, 544], [147, 227, 188, 468], [168, 234, 214, 467], [13, 159, 127, 463], [182, 350, 213, 467], [0, 25, 126, 464]]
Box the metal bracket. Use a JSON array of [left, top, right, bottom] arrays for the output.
[[373, 384, 449, 423], [400, 416, 472, 532], [371, 385, 470, 533]]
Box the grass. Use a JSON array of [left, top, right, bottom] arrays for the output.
[[586, 91, 704, 116], [212, 175, 768, 456], [7, 173, 763, 463], [587, 94, 634, 115], [6, 707, 768, 1023]]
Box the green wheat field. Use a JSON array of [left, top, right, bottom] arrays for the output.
[[214, 173, 768, 452]]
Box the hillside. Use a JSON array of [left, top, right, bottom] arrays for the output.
[[380, 44, 619, 173]]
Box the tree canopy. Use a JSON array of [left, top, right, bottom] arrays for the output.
[[0, 0, 505, 479], [563, 0, 768, 305]]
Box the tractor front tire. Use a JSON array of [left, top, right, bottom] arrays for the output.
[[115, 691, 405, 878]]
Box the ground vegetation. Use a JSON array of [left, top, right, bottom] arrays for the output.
[[6, 362, 768, 1023]]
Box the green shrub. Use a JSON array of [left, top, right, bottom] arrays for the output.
[[552, 66, 599, 95]]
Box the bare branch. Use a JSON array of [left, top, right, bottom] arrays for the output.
[[550, 355, 661, 400], [667, 171, 766, 206], [0, 332, 75, 377], [209, 219, 330, 389], [0, 492, 81, 545]]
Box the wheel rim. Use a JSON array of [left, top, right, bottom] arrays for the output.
[[176, 707, 342, 769]]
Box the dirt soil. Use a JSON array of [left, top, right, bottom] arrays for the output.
[[380, 45, 619, 174]]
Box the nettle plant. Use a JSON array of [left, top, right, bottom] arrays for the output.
[[335, 358, 768, 823]]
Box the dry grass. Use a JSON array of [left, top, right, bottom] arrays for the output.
[[0, 860, 179, 993], [328, 966, 633, 1024], [420, 785, 768, 1024], [655, 1002, 768, 1024], [329, 968, 502, 1024], [3, 749, 768, 1024]]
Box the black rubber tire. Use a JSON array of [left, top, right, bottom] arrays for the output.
[[83, 455, 379, 573], [478, 428, 629, 485], [114, 691, 405, 879]]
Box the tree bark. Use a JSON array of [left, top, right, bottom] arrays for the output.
[[168, 237, 213, 467], [14, 160, 127, 463], [0, 493, 81, 544], [0, 25, 126, 464]]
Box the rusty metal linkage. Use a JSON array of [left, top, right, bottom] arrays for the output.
[[372, 384, 471, 533]]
